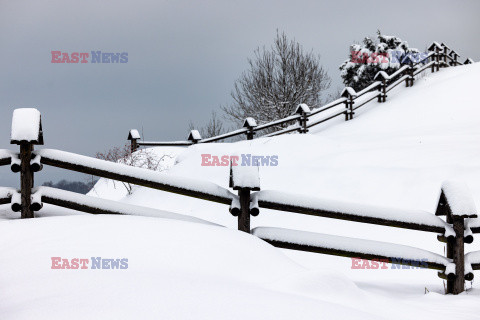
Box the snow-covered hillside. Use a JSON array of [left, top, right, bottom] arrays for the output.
[[2, 63, 480, 319]]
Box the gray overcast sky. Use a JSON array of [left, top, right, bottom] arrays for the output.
[[0, 0, 479, 187]]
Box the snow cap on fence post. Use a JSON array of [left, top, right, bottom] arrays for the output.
[[187, 130, 202, 144], [428, 42, 442, 52], [10, 108, 43, 145], [127, 129, 141, 152], [435, 181, 477, 219], [243, 118, 257, 140]]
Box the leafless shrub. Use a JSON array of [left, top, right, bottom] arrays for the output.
[[95, 144, 172, 194]]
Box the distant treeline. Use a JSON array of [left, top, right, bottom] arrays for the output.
[[42, 180, 97, 194]]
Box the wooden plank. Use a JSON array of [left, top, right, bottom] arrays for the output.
[[253, 114, 301, 132], [307, 110, 345, 128], [20, 143, 34, 219], [39, 153, 233, 205], [257, 199, 445, 233], [262, 125, 301, 137], [259, 238, 446, 271], [451, 217, 465, 294], [0, 157, 10, 167], [471, 226, 480, 234], [309, 98, 347, 116], [386, 75, 409, 93], [43, 194, 123, 215]]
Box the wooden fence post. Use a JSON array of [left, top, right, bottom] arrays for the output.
[[449, 50, 458, 67], [451, 217, 465, 294], [435, 182, 477, 294], [374, 72, 388, 102], [127, 129, 140, 153], [295, 104, 311, 133], [435, 47, 441, 72], [10, 108, 44, 219], [229, 160, 260, 233], [441, 43, 450, 67], [407, 62, 414, 87], [237, 188, 251, 232], [431, 52, 436, 73], [243, 118, 257, 140], [19, 143, 34, 218]]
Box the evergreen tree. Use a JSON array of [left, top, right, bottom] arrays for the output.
[[339, 31, 419, 91]]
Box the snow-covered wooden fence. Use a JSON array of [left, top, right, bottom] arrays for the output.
[[127, 42, 474, 149], [1, 49, 478, 295]]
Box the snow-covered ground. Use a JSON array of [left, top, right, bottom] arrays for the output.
[[1, 63, 480, 319]]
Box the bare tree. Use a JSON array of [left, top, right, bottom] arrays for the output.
[[222, 31, 331, 128], [95, 144, 172, 194]]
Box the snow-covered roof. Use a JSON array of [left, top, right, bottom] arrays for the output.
[[128, 129, 141, 140], [464, 58, 474, 64], [10, 108, 43, 145], [243, 117, 257, 128], [187, 130, 202, 141], [295, 104, 311, 115]]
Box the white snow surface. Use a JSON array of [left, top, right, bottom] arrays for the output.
[[3, 64, 480, 319], [231, 161, 260, 189], [10, 108, 41, 142], [442, 180, 477, 217], [128, 129, 140, 139]]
